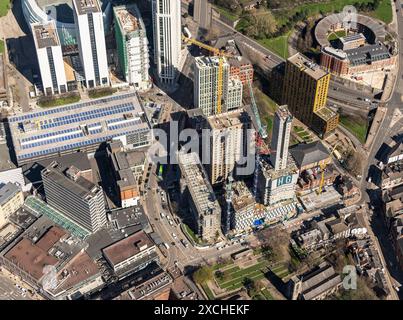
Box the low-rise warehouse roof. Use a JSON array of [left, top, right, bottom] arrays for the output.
[[290, 141, 330, 169], [102, 230, 154, 267]]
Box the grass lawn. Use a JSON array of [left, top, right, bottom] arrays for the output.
[[285, 0, 391, 23], [214, 6, 239, 22], [214, 261, 269, 291], [0, 0, 10, 17], [221, 272, 265, 291], [254, 88, 278, 114], [201, 283, 215, 300], [182, 223, 201, 245], [265, 116, 273, 135], [290, 136, 300, 146], [258, 31, 291, 59], [88, 87, 117, 99], [212, 261, 233, 271], [0, 39, 4, 54], [38, 94, 80, 108], [371, 0, 393, 24], [254, 87, 277, 135], [270, 263, 290, 278], [339, 115, 368, 144], [327, 30, 347, 40], [261, 288, 274, 300]]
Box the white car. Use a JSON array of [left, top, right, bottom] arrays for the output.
[[172, 233, 177, 239]]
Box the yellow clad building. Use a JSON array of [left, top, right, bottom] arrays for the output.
[[282, 53, 339, 137]]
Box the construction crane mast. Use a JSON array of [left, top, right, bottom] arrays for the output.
[[183, 35, 271, 232], [242, 71, 269, 197], [318, 142, 341, 194], [182, 35, 228, 114]]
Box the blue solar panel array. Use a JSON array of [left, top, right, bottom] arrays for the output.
[[13, 92, 151, 161], [21, 132, 85, 150], [38, 103, 135, 130], [8, 92, 137, 123], [17, 128, 146, 160]]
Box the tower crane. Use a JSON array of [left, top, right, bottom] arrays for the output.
[[182, 35, 229, 114], [183, 35, 272, 231], [318, 142, 341, 194]]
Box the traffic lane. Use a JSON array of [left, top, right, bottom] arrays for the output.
[[145, 178, 194, 265], [212, 17, 284, 64], [0, 276, 31, 300]]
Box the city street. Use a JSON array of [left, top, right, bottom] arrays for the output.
[[142, 161, 245, 271], [0, 271, 33, 300]]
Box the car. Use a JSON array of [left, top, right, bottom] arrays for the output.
[[172, 233, 177, 239], [169, 220, 173, 226], [157, 93, 164, 96], [160, 212, 165, 218]]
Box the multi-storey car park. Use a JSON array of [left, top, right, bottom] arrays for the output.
[[8, 92, 151, 165]]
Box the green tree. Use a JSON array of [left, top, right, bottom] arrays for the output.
[[193, 265, 213, 284]]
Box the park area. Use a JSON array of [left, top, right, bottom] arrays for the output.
[[293, 125, 314, 144], [213, 0, 392, 58], [38, 93, 81, 108], [339, 115, 368, 144], [0, 0, 10, 17], [194, 248, 292, 300]]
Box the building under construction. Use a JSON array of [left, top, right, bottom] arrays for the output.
[[194, 56, 243, 116], [178, 151, 222, 243], [258, 106, 299, 206], [114, 4, 151, 90]]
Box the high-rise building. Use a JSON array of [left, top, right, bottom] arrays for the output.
[[114, 4, 151, 91], [194, 56, 243, 116], [258, 106, 299, 206], [152, 0, 182, 86], [31, 21, 67, 96], [73, 0, 109, 88], [41, 161, 107, 233], [270, 105, 293, 171], [206, 109, 252, 185], [178, 152, 221, 243], [282, 53, 339, 137]]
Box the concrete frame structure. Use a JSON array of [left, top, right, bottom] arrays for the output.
[[258, 106, 298, 206], [206, 109, 252, 185], [178, 152, 221, 243], [270, 105, 293, 171], [114, 4, 151, 91]]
